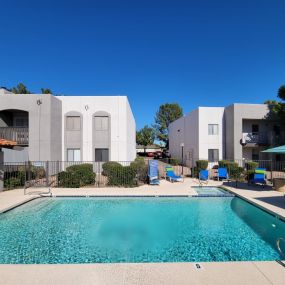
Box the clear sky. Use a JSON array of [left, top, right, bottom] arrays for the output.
[[0, 0, 284, 129]]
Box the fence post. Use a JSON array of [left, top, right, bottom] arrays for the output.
[[270, 158, 273, 182], [46, 161, 49, 187], [0, 150, 4, 191]]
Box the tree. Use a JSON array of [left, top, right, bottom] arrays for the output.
[[264, 85, 285, 125], [153, 103, 183, 146], [11, 83, 31, 94], [136, 125, 156, 152], [278, 85, 285, 101], [41, 88, 52, 94]]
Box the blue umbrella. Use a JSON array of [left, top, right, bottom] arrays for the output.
[[262, 145, 285, 153]]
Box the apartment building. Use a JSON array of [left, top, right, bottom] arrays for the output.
[[0, 88, 136, 163], [169, 103, 283, 165]]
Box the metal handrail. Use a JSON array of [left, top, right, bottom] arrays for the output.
[[0, 127, 29, 145], [276, 237, 285, 258]]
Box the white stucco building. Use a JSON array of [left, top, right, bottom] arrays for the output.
[[0, 88, 136, 163], [169, 104, 284, 165]]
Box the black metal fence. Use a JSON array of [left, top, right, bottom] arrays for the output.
[[1, 158, 285, 191], [1, 161, 150, 190]]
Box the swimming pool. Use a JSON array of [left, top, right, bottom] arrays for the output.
[[0, 197, 284, 263]]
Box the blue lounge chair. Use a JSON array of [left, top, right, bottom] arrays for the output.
[[199, 169, 209, 185], [148, 160, 160, 185], [217, 167, 229, 181], [250, 168, 266, 187], [165, 166, 182, 182]]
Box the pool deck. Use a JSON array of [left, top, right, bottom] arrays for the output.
[[0, 179, 285, 285]]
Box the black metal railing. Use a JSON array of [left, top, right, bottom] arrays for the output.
[[0, 127, 29, 145], [242, 132, 268, 145], [1, 158, 285, 191]]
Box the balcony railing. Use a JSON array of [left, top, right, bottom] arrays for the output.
[[241, 132, 268, 145], [0, 127, 29, 145]]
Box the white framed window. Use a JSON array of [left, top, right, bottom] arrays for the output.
[[94, 116, 109, 131], [66, 116, 81, 131], [67, 149, 81, 162], [208, 124, 219, 135], [208, 149, 219, 162]]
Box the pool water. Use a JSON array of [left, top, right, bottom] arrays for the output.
[[0, 197, 284, 264], [193, 186, 234, 196]]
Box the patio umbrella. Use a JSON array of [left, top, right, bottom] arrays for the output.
[[262, 145, 285, 153]]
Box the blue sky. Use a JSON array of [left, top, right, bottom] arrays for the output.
[[0, 0, 285, 129]]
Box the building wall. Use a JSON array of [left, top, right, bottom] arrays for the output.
[[0, 93, 62, 162], [225, 104, 269, 160], [125, 98, 136, 161], [58, 96, 136, 162], [198, 107, 224, 160], [169, 109, 199, 165]]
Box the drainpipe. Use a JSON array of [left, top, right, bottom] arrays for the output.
[[0, 149, 4, 191]]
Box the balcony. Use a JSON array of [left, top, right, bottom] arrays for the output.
[[241, 132, 268, 146], [0, 127, 29, 146]]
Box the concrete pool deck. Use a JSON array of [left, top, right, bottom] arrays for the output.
[[0, 178, 285, 284]]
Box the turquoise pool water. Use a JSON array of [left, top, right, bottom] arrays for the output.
[[0, 197, 284, 263], [193, 186, 234, 196]]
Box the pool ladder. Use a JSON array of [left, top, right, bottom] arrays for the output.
[[276, 237, 285, 258]]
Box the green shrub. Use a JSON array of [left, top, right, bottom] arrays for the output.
[[107, 164, 137, 187], [58, 163, 95, 188], [130, 157, 148, 184], [192, 160, 209, 178], [245, 161, 258, 170], [4, 171, 25, 190], [57, 171, 81, 188], [218, 160, 244, 180], [130, 157, 145, 170], [196, 160, 208, 171], [102, 161, 121, 176], [245, 161, 258, 181]]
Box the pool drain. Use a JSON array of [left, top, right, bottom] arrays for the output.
[[194, 263, 203, 270]]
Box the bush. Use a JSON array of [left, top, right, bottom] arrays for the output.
[[245, 161, 258, 181], [218, 160, 244, 180], [58, 163, 95, 188], [196, 160, 208, 171], [58, 171, 81, 188], [102, 161, 121, 176], [130, 157, 148, 184], [107, 164, 137, 187], [4, 170, 26, 190]]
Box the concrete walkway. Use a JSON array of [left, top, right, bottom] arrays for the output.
[[0, 179, 285, 284]]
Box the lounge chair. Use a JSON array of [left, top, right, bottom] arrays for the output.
[[199, 169, 209, 185], [250, 168, 266, 187], [217, 167, 229, 181], [165, 166, 182, 182], [148, 160, 160, 185]]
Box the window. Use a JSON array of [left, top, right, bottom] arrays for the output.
[[208, 124, 219, 135], [94, 116, 109, 131], [252, 124, 259, 133], [66, 116, 81, 131], [95, 148, 109, 162], [208, 149, 219, 162], [67, 149, 81, 162]]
